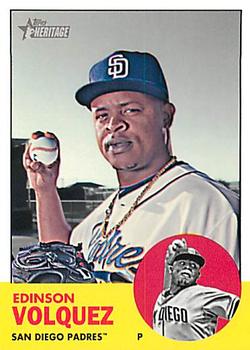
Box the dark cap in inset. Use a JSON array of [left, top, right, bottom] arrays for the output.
[[170, 247, 205, 267]]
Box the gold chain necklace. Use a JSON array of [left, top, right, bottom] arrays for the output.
[[101, 156, 177, 239]]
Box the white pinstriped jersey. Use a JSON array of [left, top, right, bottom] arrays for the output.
[[70, 162, 239, 282], [153, 284, 239, 340]]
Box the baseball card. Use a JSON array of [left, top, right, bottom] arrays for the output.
[[0, 5, 249, 349]]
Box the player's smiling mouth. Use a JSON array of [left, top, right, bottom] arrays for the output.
[[180, 270, 192, 278], [104, 137, 133, 154]]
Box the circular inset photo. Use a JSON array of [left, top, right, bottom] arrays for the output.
[[134, 234, 241, 341]]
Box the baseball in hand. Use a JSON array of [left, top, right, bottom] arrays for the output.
[[29, 136, 58, 165]]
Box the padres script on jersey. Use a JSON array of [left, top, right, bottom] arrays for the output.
[[153, 284, 239, 340], [70, 162, 239, 282]]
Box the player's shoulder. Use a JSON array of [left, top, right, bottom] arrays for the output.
[[154, 288, 171, 307], [187, 284, 237, 298], [173, 162, 239, 213], [176, 284, 220, 300]]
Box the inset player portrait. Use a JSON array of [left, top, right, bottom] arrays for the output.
[[134, 234, 241, 341]]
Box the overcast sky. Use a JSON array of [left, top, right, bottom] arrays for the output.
[[11, 10, 240, 187]]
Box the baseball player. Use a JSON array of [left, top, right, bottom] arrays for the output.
[[153, 239, 240, 340], [23, 50, 239, 283]]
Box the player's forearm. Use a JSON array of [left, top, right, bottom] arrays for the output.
[[35, 188, 71, 243]]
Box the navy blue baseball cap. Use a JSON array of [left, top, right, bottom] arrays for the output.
[[75, 50, 169, 109]]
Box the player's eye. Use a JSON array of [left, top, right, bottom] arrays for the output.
[[95, 112, 109, 121], [122, 107, 142, 115]]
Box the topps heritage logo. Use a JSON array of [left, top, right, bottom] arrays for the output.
[[18, 18, 70, 40]]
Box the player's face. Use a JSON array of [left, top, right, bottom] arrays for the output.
[[171, 259, 200, 287], [91, 91, 173, 183]]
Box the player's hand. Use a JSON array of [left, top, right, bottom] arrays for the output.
[[23, 131, 60, 193], [165, 238, 187, 265]]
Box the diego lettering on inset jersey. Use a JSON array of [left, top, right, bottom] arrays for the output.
[[87, 225, 144, 270], [157, 306, 189, 324]]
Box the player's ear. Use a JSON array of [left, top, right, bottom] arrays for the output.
[[162, 102, 175, 129], [168, 265, 173, 274]]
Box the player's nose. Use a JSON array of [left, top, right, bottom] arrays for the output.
[[183, 262, 192, 270], [106, 111, 128, 133]]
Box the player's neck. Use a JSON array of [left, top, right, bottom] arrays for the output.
[[170, 283, 196, 295], [170, 284, 182, 295], [117, 154, 172, 187]]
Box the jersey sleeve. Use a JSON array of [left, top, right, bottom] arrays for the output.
[[171, 171, 239, 266], [203, 290, 240, 320], [182, 181, 239, 265]]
